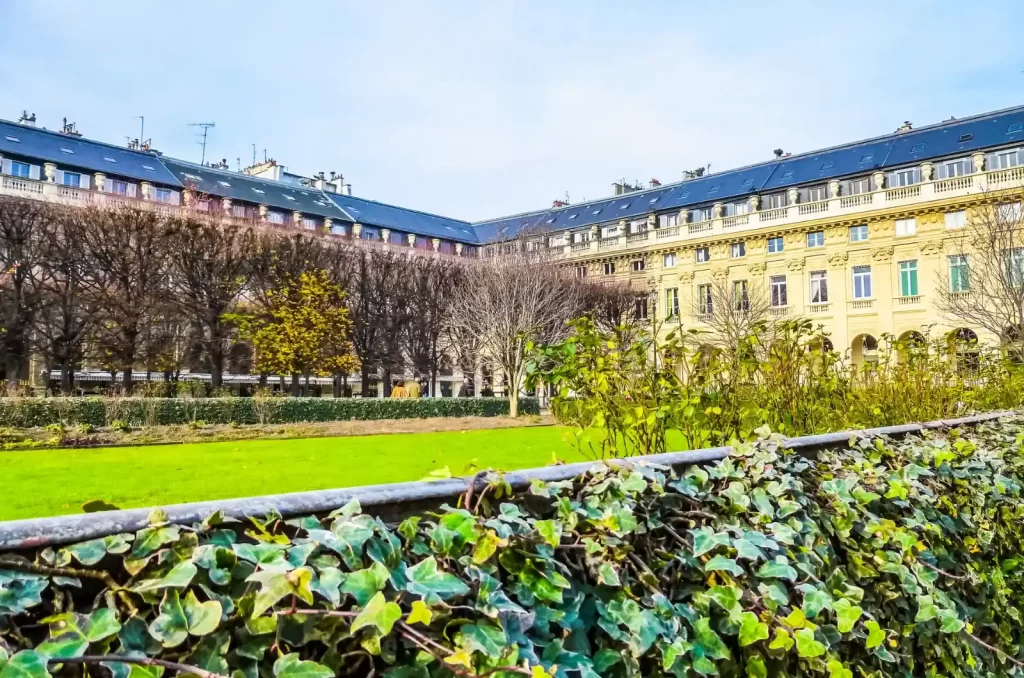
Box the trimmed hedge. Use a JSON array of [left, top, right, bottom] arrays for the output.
[[0, 396, 539, 428]]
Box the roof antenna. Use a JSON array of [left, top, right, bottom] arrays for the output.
[[188, 122, 216, 165]]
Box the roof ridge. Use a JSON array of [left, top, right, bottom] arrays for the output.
[[329, 192, 473, 226], [0, 118, 165, 160]]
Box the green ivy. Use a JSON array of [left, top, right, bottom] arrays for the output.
[[2, 419, 1024, 677], [0, 397, 539, 428]]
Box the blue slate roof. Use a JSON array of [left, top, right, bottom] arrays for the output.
[[0, 120, 182, 186], [158, 157, 348, 220], [325, 192, 477, 242], [471, 103, 1024, 242]]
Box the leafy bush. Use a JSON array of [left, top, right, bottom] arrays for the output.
[[1, 419, 1023, 677], [0, 396, 539, 428], [530, 317, 1024, 457]]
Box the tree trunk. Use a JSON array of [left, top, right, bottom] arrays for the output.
[[259, 372, 268, 388], [291, 373, 300, 397], [210, 346, 224, 389], [509, 390, 519, 418], [5, 354, 21, 396], [60, 357, 74, 395], [360, 364, 371, 398], [382, 367, 392, 397]]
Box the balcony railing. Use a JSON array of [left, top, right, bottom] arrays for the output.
[[599, 237, 621, 249], [570, 242, 590, 252], [989, 166, 1024, 186], [626, 231, 649, 243], [2, 176, 44, 195], [769, 306, 789, 317], [798, 200, 828, 216], [885, 185, 921, 201], [849, 299, 874, 310], [807, 303, 831, 314], [759, 207, 787, 222], [897, 295, 922, 306], [656, 226, 680, 238], [722, 214, 749, 229], [839, 193, 872, 208], [935, 176, 973, 193], [688, 221, 713, 235]]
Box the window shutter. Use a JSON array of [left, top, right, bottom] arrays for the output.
[[80, 174, 90, 190], [28, 165, 41, 180], [104, 177, 113, 192], [126, 183, 137, 198], [1, 159, 10, 175], [55, 169, 64, 185]]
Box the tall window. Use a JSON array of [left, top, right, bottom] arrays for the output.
[[658, 213, 679, 229], [938, 158, 972, 178], [603, 262, 615, 275], [807, 230, 824, 248], [731, 242, 746, 258], [989, 148, 1022, 170], [632, 259, 645, 272], [1005, 248, 1024, 287], [949, 255, 969, 292], [697, 284, 713, 315], [155, 187, 174, 203], [662, 252, 677, 268], [265, 210, 282, 224], [945, 210, 967, 230], [695, 247, 710, 263], [62, 171, 81, 188], [998, 202, 1023, 222], [733, 280, 750, 311], [302, 217, 318, 230], [665, 288, 679, 318], [852, 265, 872, 299], [634, 296, 649, 320], [629, 219, 647, 233], [849, 224, 869, 242], [895, 218, 916, 236], [765, 193, 787, 209], [887, 167, 920, 187], [767, 236, 784, 253], [770, 275, 788, 307], [10, 161, 30, 178], [806, 185, 827, 202], [899, 260, 919, 297], [809, 270, 828, 304], [691, 207, 712, 223], [574, 266, 587, 279], [849, 177, 871, 195], [111, 180, 130, 195]]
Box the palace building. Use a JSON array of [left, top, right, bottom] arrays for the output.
[[3, 104, 1024, 367]]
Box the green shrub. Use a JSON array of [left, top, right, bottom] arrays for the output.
[[0, 396, 538, 428], [1, 419, 1023, 677]]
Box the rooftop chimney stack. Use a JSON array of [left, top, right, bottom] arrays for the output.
[[18, 111, 36, 127], [650, 178, 661, 187], [896, 120, 913, 133], [773, 148, 784, 158]]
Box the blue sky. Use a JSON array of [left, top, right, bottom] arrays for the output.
[[1, 1, 1022, 222]]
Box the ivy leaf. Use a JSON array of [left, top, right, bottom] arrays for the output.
[[662, 638, 692, 670], [864, 620, 886, 649], [148, 590, 222, 647], [458, 621, 507, 658], [738, 611, 769, 646], [938, 608, 965, 633], [0, 651, 49, 678], [133, 562, 197, 593], [272, 654, 333, 678], [707, 585, 742, 615], [768, 628, 794, 652], [472, 530, 501, 564], [756, 557, 797, 582], [832, 598, 863, 633], [732, 537, 766, 562], [794, 629, 826, 658], [751, 488, 775, 518], [827, 659, 853, 678], [405, 557, 470, 604], [705, 555, 744, 577], [351, 592, 402, 636], [692, 617, 731, 672], [407, 600, 433, 626], [248, 567, 314, 617], [340, 562, 390, 607], [232, 543, 291, 573], [535, 520, 562, 548], [38, 609, 121, 659], [746, 656, 767, 678], [62, 539, 107, 566], [914, 595, 937, 622], [0, 574, 47, 614], [796, 583, 833, 618], [691, 527, 731, 557], [596, 563, 621, 587]]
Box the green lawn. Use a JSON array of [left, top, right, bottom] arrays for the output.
[[0, 426, 592, 522]]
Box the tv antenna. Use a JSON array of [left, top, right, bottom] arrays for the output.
[[188, 122, 216, 165]]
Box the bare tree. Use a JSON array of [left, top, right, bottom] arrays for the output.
[[404, 256, 462, 396], [937, 190, 1024, 353], [449, 248, 582, 416], [167, 217, 255, 389], [694, 277, 774, 348], [0, 197, 52, 393], [80, 206, 172, 393]]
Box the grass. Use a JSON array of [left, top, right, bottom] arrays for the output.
[[0, 426, 592, 522]]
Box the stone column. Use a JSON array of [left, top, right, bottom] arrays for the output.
[[406, 233, 416, 247], [455, 242, 464, 256], [43, 163, 56, 182], [140, 181, 153, 200], [872, 171, 886, 191], [431, 237, 441, 251]]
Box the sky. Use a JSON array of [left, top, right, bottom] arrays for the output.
[[1, 1, 1022, 222]]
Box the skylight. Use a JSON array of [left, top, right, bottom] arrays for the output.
[[60, 148, 74, 154], [742, 178, 754, 186], [677, 192, 689, 200], [104, 157, 117, 163], [910, 143, 925, 152], [592, 209, 601, 215], [619, 203, 629, 209], [649, 197, 659, 203], [860, 154, 873, 163], [569, 213, 578, 220], [183, 173, 202, 181], [958, 133, 973, 142], [782, 170, 794, 178], [4, 136, 19, 143], [142, 165, 155, 171], [546, 218, 555, 224], [218, 180, 231, 187], [252, 188, 265, 195], [284, 195, 296, 201], [708, 184, 721, 193], [821, 161, 834, 169], [1008, 123, 1023, 134]]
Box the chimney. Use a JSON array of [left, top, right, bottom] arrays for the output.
[[552, 199, 567, 208], [896, 120, 913, 133], [773, 148, 784, 158], [612, 182, 623, 196], [314, 171, 326, 190], [650, 178, 661, 187], [343, 183, 352, 196], [18, 111, 36, 127]]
